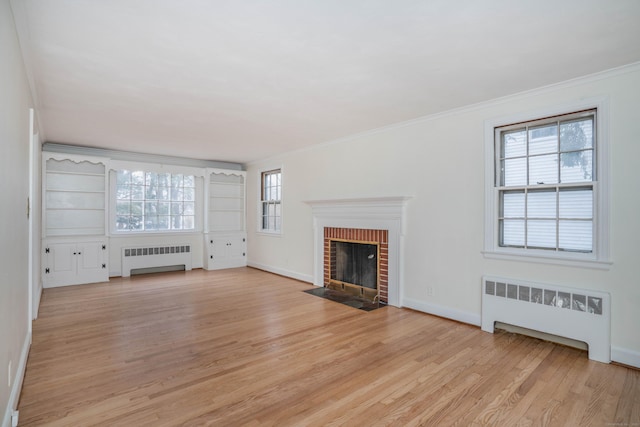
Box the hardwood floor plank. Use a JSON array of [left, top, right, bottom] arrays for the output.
[[18, 268, 640, 426]]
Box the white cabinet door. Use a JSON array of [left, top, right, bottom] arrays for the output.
[[76, 242, 107, 283], [227, 235, 246, 261], [205, 234, 246, 270], [44, 240, 108, 287], [47, 242, 77, 285]]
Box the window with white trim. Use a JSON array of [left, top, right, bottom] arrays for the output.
[[115, 170, 195, 232], [485, 101, 610, 267], [260, 169, 281, 233], [497, 110, 595, 252]]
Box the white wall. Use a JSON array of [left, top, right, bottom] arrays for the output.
[[0, 0, 34, 424], [247, 64, 640, 367]]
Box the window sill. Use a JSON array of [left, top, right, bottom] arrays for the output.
[[256, 230, 282, 237], [109, 230, 203, 238], [482, 250, 612, 270]]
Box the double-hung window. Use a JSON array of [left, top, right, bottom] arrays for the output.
[[115, 170, 195, 232], [485, 102, 610, 267], [260, 169, 281, 233]]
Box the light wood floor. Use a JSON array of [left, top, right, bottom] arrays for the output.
[[19, 268, 640, 426]]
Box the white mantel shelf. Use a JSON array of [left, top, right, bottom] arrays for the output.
[[304, 196, 412, 208], [306, 196, 412, 307]]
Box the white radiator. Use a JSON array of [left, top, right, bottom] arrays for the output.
[[481, 275, 610, 363], [121, 244, 192, 277]]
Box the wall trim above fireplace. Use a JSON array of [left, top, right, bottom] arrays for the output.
[[305, 197, 412, 307]]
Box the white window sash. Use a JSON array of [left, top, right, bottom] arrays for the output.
[[483, 97, 611, 269]]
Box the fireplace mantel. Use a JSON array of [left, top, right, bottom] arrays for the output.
[[305, 197, 411, 307]]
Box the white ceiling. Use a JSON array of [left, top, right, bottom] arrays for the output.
[[13, 0, 640, 164]]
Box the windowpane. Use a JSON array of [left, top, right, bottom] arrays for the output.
[[502, 158, 527, 186], [183, 187, 195, 201], [559, 220, 592, 252], [500, 191, 525, 218], [171, 202, 183, 215], [158, 173, 171, 187], [130, 216, 143, 230], [184, 202, 195, 215], [529, 124, 557, 155], [183, 216, 195, 229], [131, 171, 144, 186], [114, 169, 196, 232], [171, 215, 183, 229], [172, 174, 183, 187], [158, 202, 170, 215], [145, 215, 159, 230], [116, 200, 130, 215], [116, 215, 129, 230], [527, 220, 556, 248], [145, 201, 157, 215], [560, 118, 593, 151], [158, 216, 170, 230], [502, 130, 526, 158], [146, 172, 158, 187], [131, 201, 143, 216], [116, 170, 130, 185], [527, 190, 556, 219], [131, 185, 144, 200], [529, 154, 558, 185], [116, 185, 130, 199], [157, 187, 170, 201], [559, 189, 592, 219], [500, 219, 525, 247], [560, 150, 593, 182]]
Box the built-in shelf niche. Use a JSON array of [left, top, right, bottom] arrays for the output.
[[207, 170, 245, 233], [44, 155, 108, 237]]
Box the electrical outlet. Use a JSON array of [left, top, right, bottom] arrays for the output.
[[426, 287, 434, 297], [8, 360, 11, 388]]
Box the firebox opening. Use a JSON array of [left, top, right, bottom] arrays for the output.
[[329, 239, 379, 301]]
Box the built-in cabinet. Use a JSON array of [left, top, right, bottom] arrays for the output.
[[43, 239, 108, 287], [41, 152, 247, 286], [42, 152, 109, 287], [204, 169, 247, 270]]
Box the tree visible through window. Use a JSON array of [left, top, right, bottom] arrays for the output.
[[116, 170, 195, 231], [261, 169, 281, 232], [496, 110, 595, 252]]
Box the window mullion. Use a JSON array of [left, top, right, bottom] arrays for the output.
[[524, 187, 528, 249]]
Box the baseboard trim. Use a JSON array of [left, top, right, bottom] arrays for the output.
[[611, 346, 640, 369], [2, 331, 30, 427], [33, 284, 42, 320], [402, 298, 482, 327], [247, 262, 313, 284]]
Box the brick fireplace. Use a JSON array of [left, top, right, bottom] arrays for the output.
[[324, 227, 389, 302], [306, 197, 410, 307]]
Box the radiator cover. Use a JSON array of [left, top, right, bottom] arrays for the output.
[[481, 275, 610, 363], [121, 244, 192, 277]]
